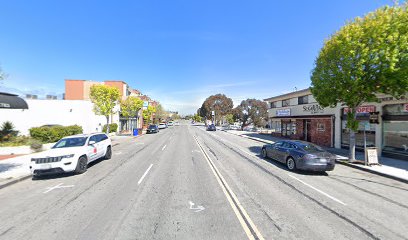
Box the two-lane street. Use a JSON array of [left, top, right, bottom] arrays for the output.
[[0, 123, 407, 240]]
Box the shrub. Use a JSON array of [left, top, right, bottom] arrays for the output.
[[30, 140, 43, 152], [102, 123, 118, 133], [29, 125, 83, 143], [0, 121, 19, 142]]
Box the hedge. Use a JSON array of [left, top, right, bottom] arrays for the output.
[[29, 125, 83, 143], [102, 123, 118, 133]]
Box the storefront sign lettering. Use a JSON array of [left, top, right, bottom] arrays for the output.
[[276, 109, 291, 116], [303, 104, 324, 114], [343, 105, 376, 114], [0, 103, 11, 108]]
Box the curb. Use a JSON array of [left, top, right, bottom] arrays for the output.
[[335, 160, 408, 184], [0, 174, 32, 190], [221, 130, 408, 184]]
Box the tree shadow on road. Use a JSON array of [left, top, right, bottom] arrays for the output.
[[0, 163, 21, 172]]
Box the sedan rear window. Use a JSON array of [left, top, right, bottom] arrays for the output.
[[53, 137, 87, 148], [299, 143, 324, 152]]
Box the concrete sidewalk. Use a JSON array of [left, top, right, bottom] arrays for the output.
[[223, 129, 408, 183]]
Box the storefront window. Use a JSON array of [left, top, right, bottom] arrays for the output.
[[383, 121, 408, 153], [341, 120, 375, 148], [282, 120, 296, 136], [382, 104, 408, 157], [270, 121, 281, 133]]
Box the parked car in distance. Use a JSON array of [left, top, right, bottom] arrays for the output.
[[30, 133, 112, 177], [147, 124, 159, 134], [261, 140, 336, 172], [207, 124, 216, 131], [174, 121, 180, 126], [158, 123, 167, 129], [168, 121, 174, 126]]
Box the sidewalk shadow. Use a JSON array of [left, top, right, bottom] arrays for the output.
[[248, 146, 328, 176], [0, 163, 21, 172]]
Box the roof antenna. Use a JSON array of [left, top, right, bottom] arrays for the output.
[[294, 87, 297, 92]]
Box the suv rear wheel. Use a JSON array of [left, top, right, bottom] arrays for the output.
[[104, 146, 112, 160]]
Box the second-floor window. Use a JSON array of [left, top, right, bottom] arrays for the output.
[[298, 95, 308, 105], [282, 99, 290, 107], [270, 102, 277, 108]]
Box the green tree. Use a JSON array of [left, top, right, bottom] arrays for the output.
[[143, 105, 156, 126], [192, 114, 202, 122], [90, 85, 120, 133], [311, 4, 408, 160], [200, 94, 234, 125], [235, 99, 268, 130], [225, 113, 235, 125], [120, 96, 143, 118], [154, 104, 167, 123]]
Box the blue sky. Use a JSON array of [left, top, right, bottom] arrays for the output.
[[0, 0, 392, 114]]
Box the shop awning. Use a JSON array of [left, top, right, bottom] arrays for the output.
[[0, 92, 28, 109]]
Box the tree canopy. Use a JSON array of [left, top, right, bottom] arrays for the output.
[[154, 104, 167, 123], [311, 4, 408, 117], [235, 99, 268, 129], [200, 94, 234, 123], [310, 3, 408, 160], [120, 96, 144, 118], [143, 105, 156, 125], [90, 85, 120, 133]]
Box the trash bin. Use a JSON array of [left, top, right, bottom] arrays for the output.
[[133, 128, 138, 136]]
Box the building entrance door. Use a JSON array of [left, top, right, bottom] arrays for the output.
[[304, 120, 312, 142]]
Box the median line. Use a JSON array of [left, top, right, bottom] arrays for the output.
[[138, 164, 153, 185], [193, 135, 264, 240], [288, 174, 347, 206], [162, 145, 167, 151]]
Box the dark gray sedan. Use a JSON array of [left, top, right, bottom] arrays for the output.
[[261, 140, 336, 172]]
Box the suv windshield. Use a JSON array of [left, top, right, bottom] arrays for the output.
[[149, 125, 157, 129], [52, 137, 87, 148]]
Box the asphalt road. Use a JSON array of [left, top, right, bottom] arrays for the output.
[[0, 122, 407, 240]]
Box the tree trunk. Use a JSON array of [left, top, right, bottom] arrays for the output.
[[349, 129, 356, 162], [348, 108, 357, 162], [106, 115, 110, 134]]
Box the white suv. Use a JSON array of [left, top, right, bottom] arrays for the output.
[[30, 133, 112, 177]]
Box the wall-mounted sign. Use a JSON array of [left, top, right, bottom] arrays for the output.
[[303, 104, 324, 114], [403, 103, 408, 112], [343, 105, 376, 114], [369, 112, 380, 124], [276, 109, 291, 116]]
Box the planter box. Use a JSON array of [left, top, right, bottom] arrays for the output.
[[0, 142, 55, 155]]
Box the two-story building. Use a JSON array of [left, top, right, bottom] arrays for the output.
[[264, 89, 408, 160]]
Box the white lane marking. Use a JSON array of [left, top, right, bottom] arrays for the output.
[[43, 183, 74, 194], [138, 164, 154, 185], [114, 151, 122, 155], [162, 145, 167, 151], [189, 201, 205, 213], [288, 174, 347, 206], [193, 136, 265, 240]]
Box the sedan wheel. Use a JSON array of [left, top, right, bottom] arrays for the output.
[[75, 156, 88, 174], [286, 157, 296, 171], [261, 148, 267, 158]]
